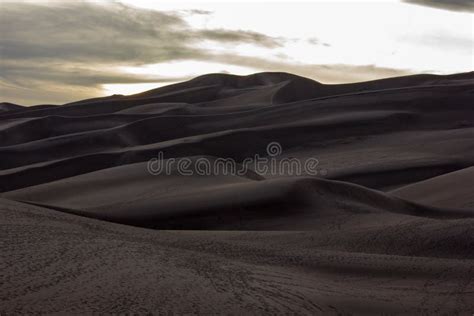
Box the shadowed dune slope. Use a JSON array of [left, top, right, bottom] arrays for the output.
[[1, 196, 474, 314], [5, 159, 473, 231], [391, 167, 474, 210], [0, 72, 473, 193]]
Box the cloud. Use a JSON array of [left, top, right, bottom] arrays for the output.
[[0, 2, 281, 63], [0, 1, 284, 104], [0, 79, 103, 106], [0, 61, 185, 87], [402, 0, 474, 12], [204, 54, 412, 84], [307, 37, 331, 47], [196, 29, 282, 48], [0, 1, 414, 105], [184, 9, 212, 15]]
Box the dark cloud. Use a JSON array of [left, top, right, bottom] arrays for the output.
[[197, 29, 282, 48], [0, 2, 281, 63], [403, 0, 474, 12], [0, 61, 185, 87], [0, 2, 283, 104], [0, 2, 413, 105]]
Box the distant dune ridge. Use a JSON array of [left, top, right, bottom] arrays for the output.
[[1, 72, 474, 314]]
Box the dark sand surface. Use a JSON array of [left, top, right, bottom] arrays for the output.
[[1, 72, 473, 314]]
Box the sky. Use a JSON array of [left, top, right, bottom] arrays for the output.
[[0, 0, 473, 105]]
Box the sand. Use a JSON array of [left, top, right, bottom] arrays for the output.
[[1, 72, 473, 314]]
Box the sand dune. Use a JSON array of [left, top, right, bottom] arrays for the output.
[[4, 159, 473, 231], [1, 72, 473, 314], [0, 102, 23, 113], [1, 196, 473, 314], [391, 167, 474, 210]]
